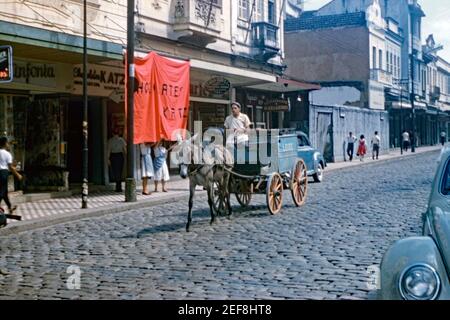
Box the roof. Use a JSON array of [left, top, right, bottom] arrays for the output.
[[285, 12, 366, 32]]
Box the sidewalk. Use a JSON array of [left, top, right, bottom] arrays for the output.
[[0, 145, 443, 235]]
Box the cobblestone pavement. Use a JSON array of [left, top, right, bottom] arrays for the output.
[[0, 151, 439, 300]]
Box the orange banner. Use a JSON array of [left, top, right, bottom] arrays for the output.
[[128, 52, 190, 144]]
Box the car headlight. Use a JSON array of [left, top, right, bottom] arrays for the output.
[[313, 152, 320, 161], [399, 264, 441, 300]]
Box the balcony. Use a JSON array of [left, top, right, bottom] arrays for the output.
[[173, 0, 223, 47], [252, 22, 280, 62], [370, 69, 393, 86], [430, 86, 441, 101]]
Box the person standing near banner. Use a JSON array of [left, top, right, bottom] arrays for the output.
[[140, 142, 154, 195], [108, 128, 126, 192], [153, 140, 170, 192]]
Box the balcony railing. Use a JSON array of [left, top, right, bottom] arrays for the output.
[[173, 0, 223, 46], [251, 22, 280, 61], [370, 69, 393, 86]]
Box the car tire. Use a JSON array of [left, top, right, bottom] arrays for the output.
[[312, 163, 324, 183]]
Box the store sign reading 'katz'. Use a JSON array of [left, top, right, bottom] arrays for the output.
[[73, 64, 124, 96]]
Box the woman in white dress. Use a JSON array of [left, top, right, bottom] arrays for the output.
[[140, 142, 154, 195], [153, 141, 170, 192]]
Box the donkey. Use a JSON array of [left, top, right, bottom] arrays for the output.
[[176, 133, 234, 232]]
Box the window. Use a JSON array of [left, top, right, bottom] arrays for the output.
[[422, 69, 426, 93], [268, 0, 275, 24], [255, 0, 264, 22], [239, 0, 249, 20], [297, 135, 310, 147], [372, 47, 377, 69], [391, 55, 398, 78], [397, 56, 401, 78], [390, 53, 393, 74], [379, 49, 383, 70]]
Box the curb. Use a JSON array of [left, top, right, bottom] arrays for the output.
[[0, 147, 441, 236], [0, 193, 192, 236], [325, 147, 441, 173]]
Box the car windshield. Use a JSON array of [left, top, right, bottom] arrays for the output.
[[441, 158, 450, 195]]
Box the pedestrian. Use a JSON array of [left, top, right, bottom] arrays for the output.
[[371, 131, 381, 160], [153, 140, 170, 192], [357, 134, 367, 162], [140, 142, 154, 195], [402, 130, 410, 152], [440, 131, 446, 146], [0, 137, 23, 216], [107, 128, 126, 192], [346, 132, 357, 161]]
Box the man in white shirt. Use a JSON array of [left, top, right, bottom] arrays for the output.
[[440, 131, 446, 146], [346, 132, 357, 161], [402, 130, 410, 152], [0, 137, 23, 219], [224, 102, 251, 146], [371, 131, 381, 160]]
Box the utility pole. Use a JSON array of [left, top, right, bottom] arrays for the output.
[[82, 0, 89, 208], [125, 0, 137, 202], [410, 22, 416, 153]]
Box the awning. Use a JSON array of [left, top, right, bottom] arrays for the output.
[[245, 76, 321, 92], [0, 20, 123, 63]]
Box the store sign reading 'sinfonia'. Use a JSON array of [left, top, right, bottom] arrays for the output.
[[72, 64, 125, 97], [13, 60, 57, 87]]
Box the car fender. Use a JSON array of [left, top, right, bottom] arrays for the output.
[[380, 236, 450, 300]]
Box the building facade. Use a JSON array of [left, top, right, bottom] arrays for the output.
[[0, 0, 319, 190], [0, 0, 126, 190], [284, 0, 450, 161]]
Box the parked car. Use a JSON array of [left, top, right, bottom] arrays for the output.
[[296, 131, 326, 182], [380, 147, 450, 300]]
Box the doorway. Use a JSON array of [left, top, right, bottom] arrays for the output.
[[316, 112, 334, 163]]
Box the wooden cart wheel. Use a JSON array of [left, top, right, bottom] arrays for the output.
[[234, 179, 252, 207], [266, 173, 283, 215], [211, 180, 227, 216], [290, 159, 308, 207]]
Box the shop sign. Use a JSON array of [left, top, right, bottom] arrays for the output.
[[13, 60, 57, 88], [190, 76, 230, 100], [263, 98, 289, 112], [73, 64, 125, 97], [246, 93, 265, 106]]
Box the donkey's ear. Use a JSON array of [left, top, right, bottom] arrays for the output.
[[191, 133, 199, 142]]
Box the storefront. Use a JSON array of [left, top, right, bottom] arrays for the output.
[[189, 71, 231, 131], [0, 57, 124, 191]]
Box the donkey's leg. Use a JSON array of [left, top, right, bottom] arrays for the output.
[[225, 173, 232, 217], [207, 183, 216, 225], [186, 180, 196, 232]]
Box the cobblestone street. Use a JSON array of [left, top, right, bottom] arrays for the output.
[[0, 151, 439, 300]]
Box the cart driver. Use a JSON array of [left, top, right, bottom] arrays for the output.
[[224, 102, 251, 146]]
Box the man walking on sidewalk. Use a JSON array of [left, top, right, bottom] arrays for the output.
[[402, 130, 410, 153], [371, 131, 381, 160], [440, 131, 446, 146], [346, 132, 357, 161]]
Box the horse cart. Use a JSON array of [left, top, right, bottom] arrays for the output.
[[212, 129, 308, 215]]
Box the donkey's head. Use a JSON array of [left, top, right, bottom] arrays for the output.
[[173, 134, 200, 179]]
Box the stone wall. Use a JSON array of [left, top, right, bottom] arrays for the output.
[[310, 104, 389, 162]]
